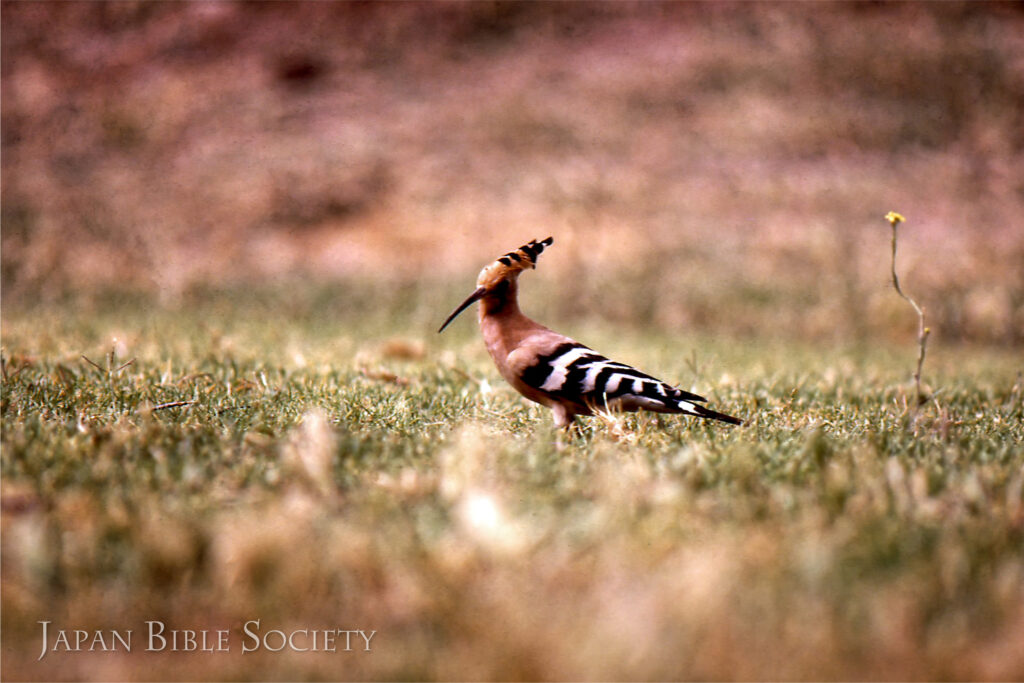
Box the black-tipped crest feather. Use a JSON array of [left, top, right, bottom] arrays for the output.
[[502, 236, 553, 268]]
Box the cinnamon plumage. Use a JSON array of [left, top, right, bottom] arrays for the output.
[[439, 237, 741, 429]]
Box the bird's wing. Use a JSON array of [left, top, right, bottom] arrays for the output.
[[514, 340, 710, 410]]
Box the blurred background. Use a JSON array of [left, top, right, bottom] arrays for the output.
[[3, 1, 1023, 345]]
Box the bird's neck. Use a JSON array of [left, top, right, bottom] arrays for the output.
[[479, 278, 521, 318], [478, 278, 541, 355]]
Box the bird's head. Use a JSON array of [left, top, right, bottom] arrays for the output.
[[438, 236, 553, 333]]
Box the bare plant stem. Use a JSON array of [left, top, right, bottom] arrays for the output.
[[888, 218, 931, 406], [151, 400, 195, 411]]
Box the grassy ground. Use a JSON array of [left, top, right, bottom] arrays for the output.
[[2, 287, 1022, 680]]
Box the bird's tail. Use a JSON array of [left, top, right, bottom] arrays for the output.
[[681, 400, 743, 426]]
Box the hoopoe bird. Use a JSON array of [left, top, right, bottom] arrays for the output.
[[438, 237, 742, 429]]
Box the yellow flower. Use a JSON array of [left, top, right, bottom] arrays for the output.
[[885, 211, 905, 226]]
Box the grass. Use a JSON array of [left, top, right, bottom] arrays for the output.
[[2, 286, 1023, 681]]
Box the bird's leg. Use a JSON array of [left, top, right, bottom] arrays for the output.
[[551, 405, 579, 450], [551, 403, 574, 430]]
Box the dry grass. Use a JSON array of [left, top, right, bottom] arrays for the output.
[[2, 293, 1024, 681]]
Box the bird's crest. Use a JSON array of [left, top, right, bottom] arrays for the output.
[[474, 236, 553, 291], [494, 236, 554, 272], [438, 237, 554, 333]]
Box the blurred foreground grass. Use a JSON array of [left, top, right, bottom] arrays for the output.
[[2, 286, 1022, 681]]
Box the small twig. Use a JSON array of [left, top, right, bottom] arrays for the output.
[[886, 212, 931, 407], [151, 400, 195, 411], [83, 347, 134, 378], [114, 358, 136, 373]]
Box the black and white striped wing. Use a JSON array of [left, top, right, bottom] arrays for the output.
[[520, 342, 707, 412]]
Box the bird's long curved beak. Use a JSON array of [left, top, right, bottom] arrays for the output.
[[438, 287, 486, 333]]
